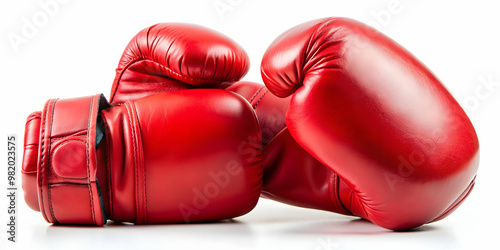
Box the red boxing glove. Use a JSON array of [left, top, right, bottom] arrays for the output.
[[21, 90, 262, 225], [261, 17, 479, 230], [109, 23, 354, 216], [110, 23, 249, 103]]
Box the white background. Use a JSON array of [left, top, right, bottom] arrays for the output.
[[1, 0, 499, 249]]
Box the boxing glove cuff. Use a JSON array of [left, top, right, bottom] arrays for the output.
[[35, 94, 110, 225]]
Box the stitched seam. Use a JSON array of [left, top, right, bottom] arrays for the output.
[[130, 101, 147, 223], [47, 99, 58, 223], [47, 130, 87, 142], [47, 182, 58, 223], [49, 183, 89, 187], [253, 90, 268, 109], [86, 95, 96, 224], [125, 102, 140, 223], [248, 86, 265, 103], [38, 100, 49, 222]]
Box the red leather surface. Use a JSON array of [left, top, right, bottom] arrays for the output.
[[51, 140, 87, 179], [21, 111, 41, 212], [108, 19, 361, 219], [262, 128, 351, 215], [22, 90, 262, 225], [227, 81, 351, 215], [261, 17, 479, 230], [101, 90, 262, 223], [107, 23, 361, 219], [226, 81, 288, 146], [36, 95, 107, 225], [23, 19, 478, 228], [49, 184, 94, 224], [110, 23, 249, 103]]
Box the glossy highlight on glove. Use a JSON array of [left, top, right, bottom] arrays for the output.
[[261, 17, 479, 230]]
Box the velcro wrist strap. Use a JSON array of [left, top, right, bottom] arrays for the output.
[[37, 94, 110, 225]]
